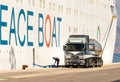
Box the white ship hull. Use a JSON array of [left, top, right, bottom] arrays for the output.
[[0, 0, 117, 70]]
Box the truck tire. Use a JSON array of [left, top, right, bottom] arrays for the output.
[[99, 58, 103, 67], [96, 58, 103, 67], [95, 58, 100, 67], [65, 65, 70, 68], [91, 60, 95, 67], [84, 62, 89, 68], [84, 58, 94, 68], [95, 58, 99, 67]]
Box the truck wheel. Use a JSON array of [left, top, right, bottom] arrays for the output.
[[97, 58, 103, 67], [91, 60, 95, 67], [99, 59, 103, 67], [65, 65, 70, 68], [96, 58, 100, 67], [84, 62, 89, 68]]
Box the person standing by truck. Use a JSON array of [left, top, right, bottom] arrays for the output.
[[53, 57, 60, 67]]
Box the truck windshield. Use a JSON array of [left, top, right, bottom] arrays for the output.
[[65, 44, 84, 51]]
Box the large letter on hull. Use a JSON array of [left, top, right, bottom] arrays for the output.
[[51, 17, 57, 47], [57, 17, 62, 47], [38, 13, 44, 47], [18, 9, 26, 46], [0, 5, 8, 45], [9, 8, 17, 45], [27, 11, 34, 46], [44, 15, 51, 47]]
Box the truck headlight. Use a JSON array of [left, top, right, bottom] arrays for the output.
[[79, 55, 84, 59], [65, 55, 71, 58]]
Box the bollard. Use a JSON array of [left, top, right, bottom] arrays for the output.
[[22, 65, 28, 70]]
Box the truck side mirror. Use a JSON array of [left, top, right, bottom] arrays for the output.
[[63, 45, 66, 51], [88, 44, 95, 51]]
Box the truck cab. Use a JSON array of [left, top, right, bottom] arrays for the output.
[[63, 35, 103, 68]]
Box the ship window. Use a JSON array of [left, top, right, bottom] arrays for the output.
[[16, 0, 18, 2], [89, 0, 92, 4], [66, 7, 71, 15], [61, 6, 63, 13], [74, 27, 78, 33], [33, 0, 35, 6], [74, 10, 78, 16], [85, 0, 88, 3], [29, 0, 30, 5], [43, 0, 45, 9], [28, 0, 35, 6], [69, 27, 71, 33], [74, 10, 75, 16], [49, 2, 51, 10], [20, 0, 23, 3], [111, 6, 115, 16], [95, 0, 99, 6], [53, 3, 55, 11], [69, 8, 71, 15], [66, 8, 68, 14], [104, 4, 107, 9], [89, 0, 94, 4], [92, 0, 95, 5], [59, 5, 60, 13], [39, 0, 42, 8]]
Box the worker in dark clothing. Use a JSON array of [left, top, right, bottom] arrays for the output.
[[53, 57, 60, 67]]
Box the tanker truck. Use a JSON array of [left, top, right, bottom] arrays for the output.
[[63, 35, 103, 68]]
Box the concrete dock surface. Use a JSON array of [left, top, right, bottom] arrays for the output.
[[0, 63, 120, 82]]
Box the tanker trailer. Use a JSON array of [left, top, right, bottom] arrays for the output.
[[63, 35, 103, 68]]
